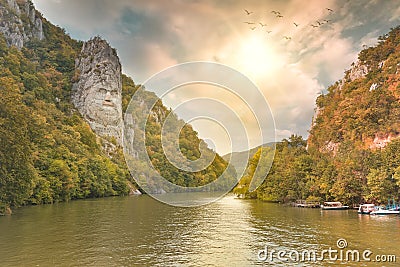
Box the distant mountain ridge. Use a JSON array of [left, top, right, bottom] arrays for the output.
[[223, 142, 275, 177]]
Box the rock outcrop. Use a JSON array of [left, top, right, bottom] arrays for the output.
[[369, 133, 400, 149], [348, 60, 369, 82], [72, 37, 123, 146], [0, 0, 44, 49], [308, 27, 400, 155]]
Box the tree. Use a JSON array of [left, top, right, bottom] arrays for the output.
[[366, 168, 397, 204], [0, 76, 36, 211]]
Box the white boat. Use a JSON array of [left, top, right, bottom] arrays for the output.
[[321, 202, 349, 210], [358, 204, 376, 214], [294, 200, 320, 208], [370, 206, 400, 215]]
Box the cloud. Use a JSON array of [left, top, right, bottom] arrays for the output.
[[276, 129, 293, 140]]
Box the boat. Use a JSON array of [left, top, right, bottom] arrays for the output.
[[320, 201, 349, 210], [369, 198, 400, 215], [294, 200, 320, 208], [370, 206, 400, 215], [385, 198, 400, 211], [358, 204, 376, 214]]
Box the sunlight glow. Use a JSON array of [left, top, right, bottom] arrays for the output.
[[236, 34, 276, 79]]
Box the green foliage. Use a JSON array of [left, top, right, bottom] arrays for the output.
[[235, 135, 312, 202], [122, 83, 237, 191], [0, 20, 130, 210], [366, 168, 397, 204], [0, 2, 236, 212], [233, 147, 266, 199], [310, 27, 400, 148], [121, 74, 140, 113], [303, 26, 400, 205], [0, 75, 36, 208], [237, 135, 399, 206]]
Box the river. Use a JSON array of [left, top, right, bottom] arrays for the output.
[[0, 194, 398, 266]]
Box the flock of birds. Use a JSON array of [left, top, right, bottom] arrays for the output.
[[242, 7, 335, 41]]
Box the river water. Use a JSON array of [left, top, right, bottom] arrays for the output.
[[0, 194, 398, 266]]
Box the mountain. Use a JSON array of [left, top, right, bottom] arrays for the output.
[[308, 27, 400, 154], [0, 0, 235, 215], [235, 27, 400, 205], [222, 142, 275, 178], [0, 0, 44, 48]]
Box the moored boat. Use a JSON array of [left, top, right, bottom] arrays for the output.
[[370, 206, 400, 215], [321, 201, 349, 210], [358, 204, 376, 214], [294, 200, 320, 208]]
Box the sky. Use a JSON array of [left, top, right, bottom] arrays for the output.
[[32, 0, 400, 155]]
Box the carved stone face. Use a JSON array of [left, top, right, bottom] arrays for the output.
[[84, 85, 122, 126], [72, 37, 124, 145]]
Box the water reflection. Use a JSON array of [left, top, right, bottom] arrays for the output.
[[248, 201, 399, 266], [0, 195, 398, 266]]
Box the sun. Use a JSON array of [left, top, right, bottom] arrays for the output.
[[236, 34, 276, 79]]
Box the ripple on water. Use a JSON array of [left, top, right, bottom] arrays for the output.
[[0, 195, 399, 266]]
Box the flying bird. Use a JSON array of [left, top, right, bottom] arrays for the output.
[[323, 19, 331, 23], [244, 9, 253, 15], [326, 8, 334, 12], [266, 30, 272, 34], [243, 21, 255, 25], [250, 27, 256, 30], [311, 24, 318, 28], [293, 22, 299, 27], [283, 36, 291, 40], [271, 10, 281, 15], [276, 14, 283, 18], [316, 21, 323, 25], [259, 22, 267, 27]]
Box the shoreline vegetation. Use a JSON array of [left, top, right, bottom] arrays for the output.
[[1, 1, 400, 215], [234, 133, 400, 207]]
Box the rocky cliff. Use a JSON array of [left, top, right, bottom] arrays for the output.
[[308, 27, 400, 154], [72, 37, 123, 146], [0, 0, 238, 212], [0, 0, 135, 212], [0, 0, 44, 48]]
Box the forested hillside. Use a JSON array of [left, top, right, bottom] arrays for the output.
[[0, 12, 134, 215], [122, 76, 237, 192], [0, 1, 235, 214], [236, 27, 400, 205]]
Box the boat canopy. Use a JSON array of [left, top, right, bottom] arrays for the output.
[[323, 202, 342, 205]]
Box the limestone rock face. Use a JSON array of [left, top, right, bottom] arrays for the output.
[[369, 133, 400, 149], [348, 60, 369, 81], [72, 37, 123, 145], [0, 0, 44, 49]]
